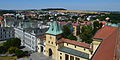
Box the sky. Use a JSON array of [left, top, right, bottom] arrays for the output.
[[0, 0, 120, 11]]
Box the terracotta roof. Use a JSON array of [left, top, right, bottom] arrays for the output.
[[37, 35, 46, 40], [116, 29, 120, 58], [0, 16, 4, 20], [93, 26, 118, 40], [57, 38, 91, 49], [92, 28, 118, 60], [99, 21, 107, 25], [73, 23, 80, 26], [59, 22, 68, 25], [0, 22, 3, 24], [84, 21, 92, 24]]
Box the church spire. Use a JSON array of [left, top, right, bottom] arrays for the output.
[[46, 21, 63, 35]]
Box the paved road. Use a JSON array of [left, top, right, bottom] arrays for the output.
[[30, 52, 53, 60], [0, 40, 6, 44], [17, 52, 53, 60]]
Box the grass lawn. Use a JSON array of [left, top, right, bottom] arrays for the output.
[[0, 56, 17, 60], [0, 43, 3, 46]]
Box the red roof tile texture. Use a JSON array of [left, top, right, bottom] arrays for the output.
[[92, 30, 118, 60], [92, 26, 119, 60], [37, 35, 46, 40], [57, 38, 91, 49], [93, 26, 118, 40]]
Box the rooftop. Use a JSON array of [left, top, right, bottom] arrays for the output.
[[46, 21, 63, 35], [58, 47, 89, 59], [57, 38, 91, 49], [92, 28, 118, 60], [93, 26, 118, 40]]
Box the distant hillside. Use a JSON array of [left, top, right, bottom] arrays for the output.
[[0, 10, 16, 15], [41, 8, 67, 11]]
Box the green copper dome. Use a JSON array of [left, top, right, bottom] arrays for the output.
[[46, 21, 63, 35]]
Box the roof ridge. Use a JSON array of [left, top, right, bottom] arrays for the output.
[[115, 28, 120, 59]]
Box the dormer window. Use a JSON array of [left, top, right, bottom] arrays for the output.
[[52, 28, 54, 31]]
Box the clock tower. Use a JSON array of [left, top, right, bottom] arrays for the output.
[[45, 21, 63, 60]]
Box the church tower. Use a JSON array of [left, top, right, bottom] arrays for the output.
[[45, 21, 63, 60]]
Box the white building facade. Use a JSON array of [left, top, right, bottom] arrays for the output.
[[0, 27, 15, 40]]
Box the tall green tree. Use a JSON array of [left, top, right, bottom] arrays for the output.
[[4, 38, 21, 49], [62, 25, 77, 41], [62, 25, 71, 38], [67, 34, 77, 41], [79, 25, 93, 44]]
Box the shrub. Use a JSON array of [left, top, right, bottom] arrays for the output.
[[8, 47, 19, 54], [0, 46, 7, 54]]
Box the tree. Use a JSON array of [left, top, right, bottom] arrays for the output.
[[15, 50, 28, 57], [3, 38, 21, 49], [79, 25, 93, 44], [0, 46, 7, 54], [93, 21, 103, 34], [72, 16, 78, 20], [15, 50, 25, 57], [67, 34, 77, 41], [8, 47, 19, 54], [62, 25, 77, 41], [93, 21, 100, 28], [62, 25, 71, 38]]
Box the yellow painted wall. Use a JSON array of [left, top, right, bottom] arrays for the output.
[[58, 51, 88, 60], [73, 26, 77, 36], [45, 33, 94, 60], [45, 34, 60, 60], [92, 39, 102, 54], [63, 43, 92, 59], [37, 39, 41, 53]]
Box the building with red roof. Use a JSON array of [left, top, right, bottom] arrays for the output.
[[38, 21, 93, 60], [57, 38, 91, 49], [92, 26, 119, 60], [93, 26, 118, 40]]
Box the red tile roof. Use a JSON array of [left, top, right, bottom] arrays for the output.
[[73, 23, 80, 26], [59, 22, 68, 25], [57, 38, 91, 49], [116, 29, 120, 59], [0, 16, 4, 20], [99, 21, 107, 25], [92, 29, 118, 60], [93, 26, 118, 40], [37, 35, 46, 40]]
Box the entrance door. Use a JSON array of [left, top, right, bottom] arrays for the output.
[[49, 48, 52, 56], [41, 46, 43, 52]]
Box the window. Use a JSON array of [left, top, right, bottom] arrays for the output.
[[60, 53, 62, 55], [48, 41, 50, 43], [56, 43, 57, 46], [9, 35, 10, 37], [32, 37, 34, 39], [60, 56, 62, 59], [67, 43, 68, 46], [75, 46, 76, 48], [70, 56, 74, 60], [65, 54, 69, 60], [75, 57, 80, 60], [52, 28, 54, 31], [84, 48, 86, 51], [51, 42, 53, 44]]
